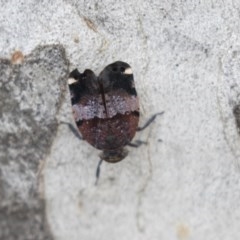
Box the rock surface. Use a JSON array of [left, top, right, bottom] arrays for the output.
[[0, 45, 68, 240], [1, 1, 240, 240]]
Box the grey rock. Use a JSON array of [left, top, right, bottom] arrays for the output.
[[0, 45, 69, 240]]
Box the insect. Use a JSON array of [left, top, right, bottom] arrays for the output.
[[66, 61, 163, 183]]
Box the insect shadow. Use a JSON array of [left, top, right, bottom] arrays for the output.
[[61, 61, 164, 185]]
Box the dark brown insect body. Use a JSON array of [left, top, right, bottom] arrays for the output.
[[68, 61, 139, 163]]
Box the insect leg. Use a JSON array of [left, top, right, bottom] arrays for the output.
[[95, 159, 103, 185], [137, 111, 164, 131], [128, 140, 147, 147], [59, 121, 82, 140]]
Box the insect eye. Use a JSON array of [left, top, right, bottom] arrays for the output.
[[120, 67, 125, 72]]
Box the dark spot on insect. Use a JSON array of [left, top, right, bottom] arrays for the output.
[[133, 111, 140, 117], [69, 69, 81, 79], [76, 120, 83, 127], [67, 61, 163, 184], [120, 66, 125, 72]]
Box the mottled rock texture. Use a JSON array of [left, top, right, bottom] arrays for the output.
[[2, 1, 240, 240], [0, 45, 69, 240]]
